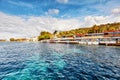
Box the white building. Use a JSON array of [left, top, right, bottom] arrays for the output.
[[30, 36, 38, 42]]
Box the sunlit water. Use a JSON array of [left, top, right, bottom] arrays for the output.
[[0, 42, 120, 80]]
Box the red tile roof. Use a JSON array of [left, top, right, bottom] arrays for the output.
[[104, 30, 120, 33], [76, 34, 85, 36]]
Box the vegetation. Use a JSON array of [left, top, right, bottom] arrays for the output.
[[58, 22, 120, 37], [10, 38, 27, 42], [10, 38, 15, 41], [38, 22, 120, 40], [0, 39, 6, 42], [38, 31, 53, 41]]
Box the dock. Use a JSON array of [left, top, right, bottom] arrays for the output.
[[41, 30, 120, 46]]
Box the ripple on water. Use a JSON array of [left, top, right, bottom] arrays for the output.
[[0, 43, 120, 80]]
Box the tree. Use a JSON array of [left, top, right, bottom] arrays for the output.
[[38, 22, 120, 39], [10, 38, 15, 41], [108, 26, 116, 31], [38, 31, 53, 41], [53, 30, 58, 35], [92, 25, 99, 33], [88, 29, 94, 33]]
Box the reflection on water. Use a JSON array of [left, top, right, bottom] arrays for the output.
[[0, 42, 120, 80]]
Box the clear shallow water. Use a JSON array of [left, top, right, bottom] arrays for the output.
[[0, 42, 120, 80]]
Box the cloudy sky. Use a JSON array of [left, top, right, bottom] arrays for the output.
[[0, 0, 120, 39]]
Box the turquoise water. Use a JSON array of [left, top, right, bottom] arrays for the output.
[[0, 42, 120, 80]]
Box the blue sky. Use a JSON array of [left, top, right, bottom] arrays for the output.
[[0, 0, 120, 39], [0, 0, 120, 18]]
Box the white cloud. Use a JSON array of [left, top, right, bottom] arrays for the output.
[[84, 16, 107, 26], [112, 7, 120, 15], [0, 9, 120, 39], [83, 14, 120, 27], [8, 0, 33, 8], [56, 0, 69, 4], [46, 9, 60, 15], [0, 12, 80, 39]]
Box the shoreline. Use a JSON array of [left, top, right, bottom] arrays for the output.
[[40, 36, 120, 46]]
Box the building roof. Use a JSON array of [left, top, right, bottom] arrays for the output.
[[76, 34, 85, 36], [104, 30, 120, 33]]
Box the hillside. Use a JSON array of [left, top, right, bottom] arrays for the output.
[[38, 22, 120, 40], [58, 22, 120, 37]]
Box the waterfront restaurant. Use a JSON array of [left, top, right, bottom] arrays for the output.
[[41, 30, 120, 46], [104, 30, 120, 37]]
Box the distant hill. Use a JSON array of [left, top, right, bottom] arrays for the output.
[[57, 22, 120, 37], [38, 22, 120, 40]]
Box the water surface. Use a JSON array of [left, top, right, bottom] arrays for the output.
[[0, 42, 120, 80]]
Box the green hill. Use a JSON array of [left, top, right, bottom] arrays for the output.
[[58, 22, 120, 37], [38, 22, 120, 40]]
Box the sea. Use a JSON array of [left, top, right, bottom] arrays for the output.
[[0, 42, 120, 80]]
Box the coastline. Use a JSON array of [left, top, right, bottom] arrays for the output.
[[40, 36, 120, 46]]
